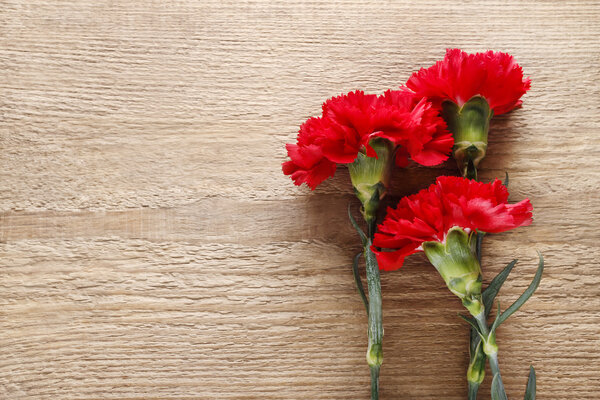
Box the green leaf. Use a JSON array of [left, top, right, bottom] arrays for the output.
[[459, 314, 485, 341], [497, 253, 544, 326], [491, 373, 509, 400], [524, 365, 536, 400], [469, 259, 517, 370], [469, 328, 481, 359], [503, 172, 509, 188], [489, 301, 502, 335], [348, 204, 367, 246], [352, 252, 369, 315], [483, 259, 518, 318]]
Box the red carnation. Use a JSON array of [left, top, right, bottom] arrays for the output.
[[375, 90, 454, 167], [282, 118, 338, 189], [282, 90, 453, 190], [406, 49, 531, 116], [282, 90, 454, 388], [372, 176, 533, 271]]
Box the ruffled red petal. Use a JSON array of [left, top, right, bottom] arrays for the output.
[[406, 49, 531, 115], [282, 143, 337, 190], [370, 246, 419, 272], [320, 90, 378, 163], [282, 90, 454, 189], [372, 90, 453, 166], [373, 176, 533, 270]]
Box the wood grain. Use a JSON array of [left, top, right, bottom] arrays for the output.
[[1, 0, 599, 399]]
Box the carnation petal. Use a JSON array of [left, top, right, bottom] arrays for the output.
[[373, 176, 533, 270], [407, 49, 530, 116]]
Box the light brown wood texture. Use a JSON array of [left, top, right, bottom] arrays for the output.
[[1, 1, 599, 399]]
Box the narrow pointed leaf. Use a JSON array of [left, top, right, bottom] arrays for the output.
[[489, 301, 502, 335], [524, 365, 536, 400], [469, 259, 517, 378], [483, 259, 518, 317], [491, 373, 508, 400], [352, 252, 369, 315], [497, 253, 544, 326], [469, 326, 481, 357], [348, 204, 367, 246], [503, 172, 509, 187], [459, 314, 485, 340]]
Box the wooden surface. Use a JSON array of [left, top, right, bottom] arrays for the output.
[[1, 1, 599, 399]]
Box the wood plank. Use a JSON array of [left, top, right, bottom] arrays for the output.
[[1, 0, 599, 398]]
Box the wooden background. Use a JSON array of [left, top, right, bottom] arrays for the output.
[[1, 1, 599, 399]]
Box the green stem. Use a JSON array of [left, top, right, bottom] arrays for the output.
[[468, 231, 485, 399], [474, 312, 507, 397], [367, 217, 376, 240], [370, 365, 380, 400], [466, 158, 478, 180], [365, 243, 382, 343], [468, 381, 479, 400], [364, 238, 383, 399], [363, 212, 382, 400]]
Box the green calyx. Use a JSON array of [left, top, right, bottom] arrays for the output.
[[422, 227, 484, 316], [467, 341, 486, 385], [347, 138, 394, 227], [442, 96, 493, 179]]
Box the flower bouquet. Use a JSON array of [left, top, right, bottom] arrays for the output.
[[282, 49, 543, 400]]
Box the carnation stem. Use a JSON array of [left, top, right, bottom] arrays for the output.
[[370, 365, 380, 400], [468, 231, 486, 400], [468, 382, 479, 400], [466, 158, 478, 180], [364, 236, 383, 400], [474, 311, 507, 398]]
